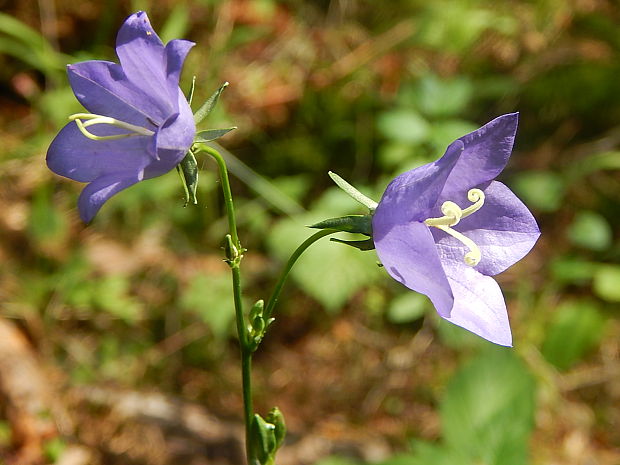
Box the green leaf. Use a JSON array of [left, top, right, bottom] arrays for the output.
[[441, 349, 536, 465], [180, 273, 235, 339], [194, 82, 229, 125], [387, 292, 429, 324], [377, 109, 430, 144], [550, 257, 598, 285], [416, 75, 473, 118], [593, 265, 620, 302], [567, 211, 612, 251], [267, 188, 381, 312], [511, 171, 565, 212], [195, 127, 237, 142], [541, 299, 606, 370]]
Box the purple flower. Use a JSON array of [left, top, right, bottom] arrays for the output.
[[47, 11, 196, 222], [372, 113, 539, 346]]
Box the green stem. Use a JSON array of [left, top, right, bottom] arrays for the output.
[[196, 143, 252, 463], [264, 229, 339, 320]]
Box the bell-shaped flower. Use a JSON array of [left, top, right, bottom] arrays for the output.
[[372, 113, 540, 346], [47, 11, 196, 222]]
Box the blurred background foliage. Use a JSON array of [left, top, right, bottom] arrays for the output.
[[1, 0, 620, 464]]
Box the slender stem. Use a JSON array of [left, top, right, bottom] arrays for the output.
[[197, 144, 240, 247], [264, 229, 338, 320], [196, 143, 252, 463]]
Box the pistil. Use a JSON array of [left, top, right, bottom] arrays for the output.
[[424, 188, 485, 266], [69, 113, 155, 141]]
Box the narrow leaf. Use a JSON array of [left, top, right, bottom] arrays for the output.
[[194, 81, 229, 124]]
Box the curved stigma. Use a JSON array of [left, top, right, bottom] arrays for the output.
[[423, 188, 486, 266], [69, 113, 155, 141]]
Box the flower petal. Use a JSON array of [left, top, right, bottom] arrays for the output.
[[47, 121, 152, 182], [441, 263, 513, 346], [441, 113, 519, 198], [78, 172, 143, 222], [433, 181, 540, 276], [115, 12, 175, 117], [373, 220, 454, 317], [67, 61, 164, 127], [375, 139, 464, 223], [165, 39, 195, 100]]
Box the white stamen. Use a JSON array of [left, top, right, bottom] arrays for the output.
[[69, 113, 155, 141]]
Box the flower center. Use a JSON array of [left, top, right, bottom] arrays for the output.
[[69, 113, 155, 141], [423, 188, 485, 266]]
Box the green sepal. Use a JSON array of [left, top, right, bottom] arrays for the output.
[[194, 81, 229, 125], [176, 151, 199, 206], [250, 414, 277, 465], [187, 75, 196, 105], [330, 237, 375, 251], [265, 407, 286, 450], [194, 127, 236, 142], [309, 215, 372, 236]]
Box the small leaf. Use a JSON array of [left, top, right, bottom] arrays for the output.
[[194, 82, 229, 124], [542, 299, 606, 370], [377, 109, 430, 143], [593, 265, 620, 302], [194, 127, 236, 142], [511, 171, 565, 212], [251, 414, 277, 465], [387, 292, 429, 323], [567, 210, 612, 251], [442, 349, 536, 465]]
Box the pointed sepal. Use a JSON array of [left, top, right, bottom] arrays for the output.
[[309, 214, 372, 236], [176, 151, 199, 206], [194, 81, 229, 125], [330, 237, 375, 251], [195, 127, 237, 142]]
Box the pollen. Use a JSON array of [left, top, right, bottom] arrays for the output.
[[423, 189, 485, 266]]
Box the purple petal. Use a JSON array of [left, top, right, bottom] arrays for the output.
[[441, 113, 519, 199], [375, 140, 464, 223], [78, 172, 143, 222], [433, 181, 540, 276], [115, 12, 175, 116], [441, 263, 512, 346], [165, 39, 195, 100], [373, 220, 454, 317], [67, 61, 165, 127], [47, 121, 152, 182]]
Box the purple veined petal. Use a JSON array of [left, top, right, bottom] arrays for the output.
[[47, 121, 153, 182], [165, 39, 195, 103], [77, 171, 144, 222], [441, 263, 513, 346], [148, 89, 195, 177], [441, 113, 519, 199], [432, 181, 540, 276], [115, 12, 175, 116], [373, 219, 454, 317], [68, 61, 168, 127], [375, 139, 464, 223]]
